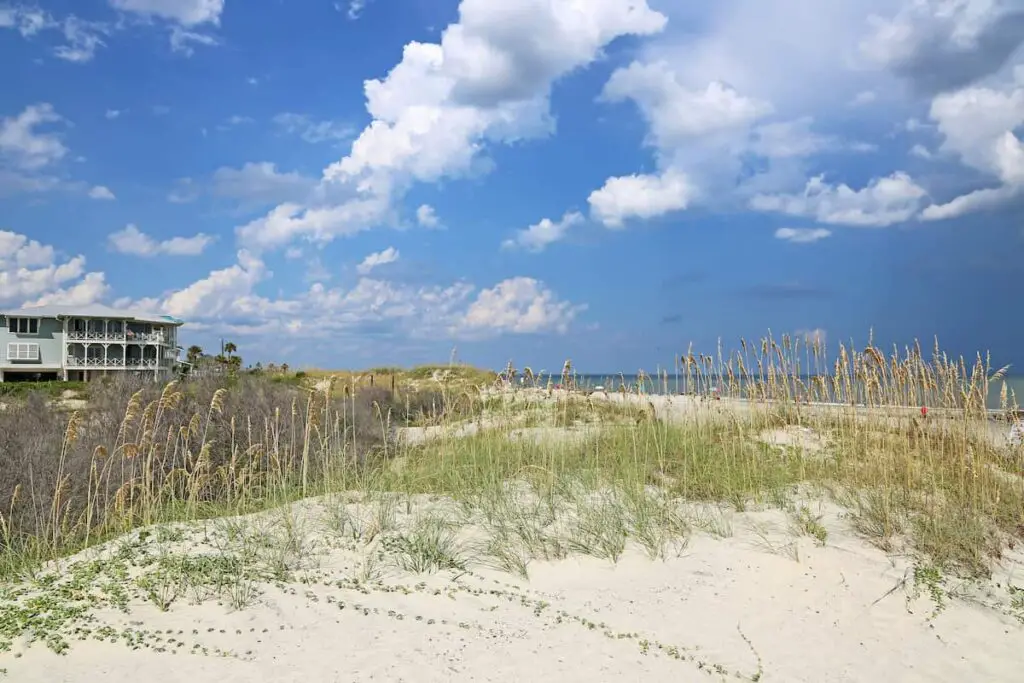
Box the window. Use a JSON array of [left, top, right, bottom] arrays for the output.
[[7, 317, 39, 335], [6, 343, 40, 361]]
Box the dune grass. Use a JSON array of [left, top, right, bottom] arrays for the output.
[[0, 333, 1022, 661]]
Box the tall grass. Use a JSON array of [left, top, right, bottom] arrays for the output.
[[0, 333, 1021, 584]]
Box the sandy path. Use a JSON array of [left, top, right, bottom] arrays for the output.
[[4, 498, 1021, 683]]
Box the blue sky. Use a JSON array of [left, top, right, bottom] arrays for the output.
[[1, 0, 1023, 373]]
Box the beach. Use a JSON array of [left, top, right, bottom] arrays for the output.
[[2, 362, 1023, 682], [4, 493, 1022, 683]]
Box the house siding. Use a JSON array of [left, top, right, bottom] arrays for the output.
[[0, 315, 64, 374]]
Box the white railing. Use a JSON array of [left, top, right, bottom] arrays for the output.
[[126, 332, 166, 343], [66, 331, 125, 341], [66, 357, 159, 368], [66, 331, 167, 343]]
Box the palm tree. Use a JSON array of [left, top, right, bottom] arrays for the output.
[[186, 345, 203, 365], [223, 341, 238, 358]]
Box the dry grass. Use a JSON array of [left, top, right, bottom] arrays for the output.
[[0, 331, 1022, 616]]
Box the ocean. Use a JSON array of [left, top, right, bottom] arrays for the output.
[[561, 374, 1024, 412]]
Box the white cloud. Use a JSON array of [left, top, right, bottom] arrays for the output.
[[588, 170, 695, 228], [461, 277, 583, 335], [601, 60, 773, 153], [108, 224, 214, 257], [774, 227, 833, 244], [0, 103, 67, 171], [162, 250, 269, 319], [273, 113, 354, 144], [135, 251, 581, 339], [236, 197, 392, 251], [240, 0, 668, 251], [169, 25, 218, 55], [920, 184, 1020, 221], [581, 57, 781, 226], [109, 0, 224, 27], [211, 162, 315, 206], [88, 185, 116, 200], [105, 109, 123, 119], [917, 79, 1024, 218], [503, 211, 583, 252], [0, 7, 109, 62], [751, 172, 928, 227], [859, 0, 1023, 95], [0, 230, 108, 307], [29, 273, 110, 307], [749, 117, 870, 159], [356, 247, 400, 274], [343, 0, 371, 20], [53, 16, 109, 62], [416, 204, 440, 228]]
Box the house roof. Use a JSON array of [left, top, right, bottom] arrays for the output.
[[0, 304, 185, 326]]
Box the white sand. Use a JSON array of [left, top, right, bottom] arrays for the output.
[[4, 495, 1022, 683]]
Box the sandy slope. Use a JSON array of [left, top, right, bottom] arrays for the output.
[[3, 495, 1021, 683]]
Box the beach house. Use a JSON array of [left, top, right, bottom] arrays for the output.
[[0, 304, 184, 383]]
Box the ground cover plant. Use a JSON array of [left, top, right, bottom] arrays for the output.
[[0, 332, 1022, 678]]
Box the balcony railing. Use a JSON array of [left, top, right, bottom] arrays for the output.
[[126, 332, 166, 343], [66, 357, 160, 368], [67, 331, 124, 341], [66, 331, 167, 343]]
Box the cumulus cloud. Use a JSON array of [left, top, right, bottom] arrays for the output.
[[109, 0, 222, 54], [237, 0, 668, 251], [108, 224, 214, 257], [211, 162, 316, 207], [920, 79, 1024, 218], [460, 277, 584, 336], [0, 103, 67, 171], [502, 211, 583, 252], [416, 204, 440, 228], [133, 251, 582, 339], [162, 250, 269, 320], [109, 0, 224, 27], [0, 103, 94, 198], [89, 185, 116, 200], [356, 247, 400, 274], [0, 229, 108, 307], [751, 172, 928, 227], [774, 227, 833, 243], [601, 60, 773, 153], [860, 0, 1024, 95], [588, 171, 695, 228]]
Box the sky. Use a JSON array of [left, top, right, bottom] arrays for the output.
[[0, 0, 1022, 373]]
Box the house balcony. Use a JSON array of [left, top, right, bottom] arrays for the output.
[[66, 330, 124, 342], [126, 331, 167, 344], [66, 357, 160, 369]]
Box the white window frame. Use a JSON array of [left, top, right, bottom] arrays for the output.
[[6, 342, 40, 361], [7, 317, 40, 335]]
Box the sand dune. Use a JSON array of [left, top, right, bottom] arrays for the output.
[[4, 494, 1021, 683]]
